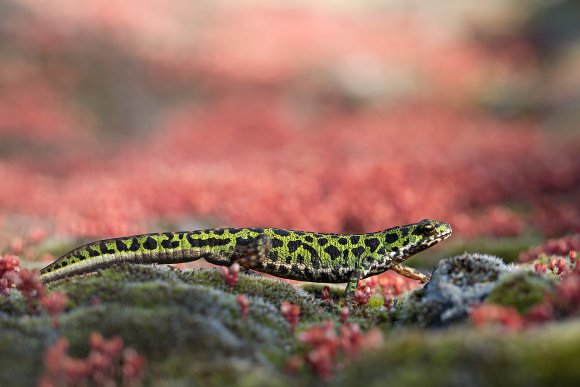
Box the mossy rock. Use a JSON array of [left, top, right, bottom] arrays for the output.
[[487, 271, 556, 314], [397, 253, 517, 327]]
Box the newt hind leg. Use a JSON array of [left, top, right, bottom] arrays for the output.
[[235, 234, 272, 267], [203, 234, 271, 268]]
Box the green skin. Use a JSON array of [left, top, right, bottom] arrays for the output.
[[40, 219, 452, 300]]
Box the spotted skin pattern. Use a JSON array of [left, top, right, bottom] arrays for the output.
[[40, 219, 452, 300]]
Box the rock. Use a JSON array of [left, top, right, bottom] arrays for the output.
[[397, 253, 518, 327]]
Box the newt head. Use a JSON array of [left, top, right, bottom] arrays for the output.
[[382, 219, 452, 263]]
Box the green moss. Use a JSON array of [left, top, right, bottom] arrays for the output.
[[335, 322, 580, 387], [299, 283, 344, 301], [487, 271, 555, 314], [3, 262, 580, 386], [3, 265, 315, 386]]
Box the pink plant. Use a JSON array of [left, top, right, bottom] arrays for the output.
[[220, 263, 240, 290], [520, 234, 580, 262], [526, 298, 555, 324], [281, 301, 300, 333], [40, 292, 69, 328], [321, 286, 332, 303], [296, 320, 383, 381], [557, 275, 580, 314], [376, 271, 419, 297], [534, 263, 548, 274], [16, 269, 45, 309], [353, 285, 372, 306], [40, 333, 146, 387], [470, 304, 525, 331], [286, 355, 303, 374], [339, 306, 349, 324], [0, 255, 20, 273], [122, 349, 147, 386], [236, 294, 249, 320], [549, 258, 568, 276]]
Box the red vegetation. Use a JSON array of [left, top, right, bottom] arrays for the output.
[[40, 333, 146, 387], [281, 301, 300, 333], [236, 294, 249, 321], [520, 234, 580, 262], [0, 2, 578, 251], [40, 291, 69, 328], [368, 271, 421, 297], [339, 306, 349, 324], [1, 255, 70, 325], [470, 304, 525, 331], [220, 263, 240, 290], [321, 286, 332, 303], [474, 238, 580, 330], [353, 285, 372, 307], [294, 320, 383, 381]]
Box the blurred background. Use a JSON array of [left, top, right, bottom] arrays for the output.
[[1, 0, 579, 265]]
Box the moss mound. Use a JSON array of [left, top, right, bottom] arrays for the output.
[[1, 259, 580, 386], [335, 322, 580, 387], [0, 264, 333, 386], [487, 271, 555, 314]]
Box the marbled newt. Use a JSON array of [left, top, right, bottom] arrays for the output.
[[40, 219, 452, 300]]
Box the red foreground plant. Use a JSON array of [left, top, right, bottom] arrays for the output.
[[40, 333, 146, 387], [281, 301, 300, 333], [40, 291, 69, 328], [353, 285, 372, 307], [470, 304, 525, 331], [236, 294, 249, 320], [220, 263, 240, 290], [294, 320, 383, 381], [321, 286, 332, 303]]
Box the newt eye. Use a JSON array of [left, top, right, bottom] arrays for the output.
[[421, 223, 436, 236]]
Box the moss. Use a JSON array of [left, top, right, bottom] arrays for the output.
[[153, 357, 289, 387], [299, 283, 344, 302], [335, 322, 580, 387], [3, 261, 580, 386], [0, 317, 56, 385], [2, 265, 314, 386], [487, 271, 555, 314]]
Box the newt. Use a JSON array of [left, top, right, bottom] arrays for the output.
[[40, 219, 452, 300]]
